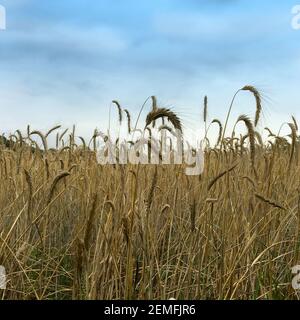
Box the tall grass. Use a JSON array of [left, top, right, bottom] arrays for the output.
[[0, 87, 300, 300]]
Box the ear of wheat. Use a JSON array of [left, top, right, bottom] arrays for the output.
[[145, 108, 182, 133], [151, 96, 158, 128], [124, 109, 131, 134], [151, 96, 158, 110], [292, 115, 298, 132], [222, 85, 262, 145], [255, 193, 286, 210], [288, 122, 297, 168], [112, 100, 123, 124], [236, 115, 255, 168], [211, 119, 223, 146], [30, 131, 48, 152], [208, 164, 238, 191], [203, 96, 208, 123], [241, 85, 262, 127], [264, 127, 275, 137], [48, 171, 70, 204], [46, 125, 62, 138]]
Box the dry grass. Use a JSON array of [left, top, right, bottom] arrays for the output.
[[1, 89, 300, 300]]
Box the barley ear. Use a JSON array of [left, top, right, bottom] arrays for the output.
[[203, 96, 208, 123], [112, 100, 123, 124], [124, 109, 131, 134], [145, 108, 182, 133], [47, 171, 70, 204], [241, 85, 262, 127], [236, 115, 256, 168], [288, 122, 297, 168]]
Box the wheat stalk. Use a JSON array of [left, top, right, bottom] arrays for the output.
[[211, 119, 223, 147], [84, 193, 98, 250], [145, 108, 182, 133], [255, 193, 286, 210], [47, 171, 70, 204], [124, 109, 131, 134], [112, 100, 123, 124], [30, 131, 48, 152], [288, 122, 297, 168], [46, 125, 62, 138], [236, 115, 255, 168], [203, 96, 208, 122], [222, 85, 262, 146], [208, 164, 238, 191], [292, 115, 298, 132], [241, 85, 262, 127]]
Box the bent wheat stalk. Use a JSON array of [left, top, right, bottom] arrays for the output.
[[30, 131, 48, 152], [112, 100, 123, 124], [222, 85, 262, 146], [255, 193, 286, 210], [236, 115, 256, 169], [124, 109, 131, 134], [288, 122, 297, 168], [145, 108, 182, 133], [47, 171, 70, 205], [208, 164, 238, 191]]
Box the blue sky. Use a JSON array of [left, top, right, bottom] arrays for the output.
[[1, 0, 300, 140]]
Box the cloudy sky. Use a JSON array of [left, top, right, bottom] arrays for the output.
[[1, 0, 300, 141]]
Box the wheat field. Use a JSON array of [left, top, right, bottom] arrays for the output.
[[1, 87, 300, 300]]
